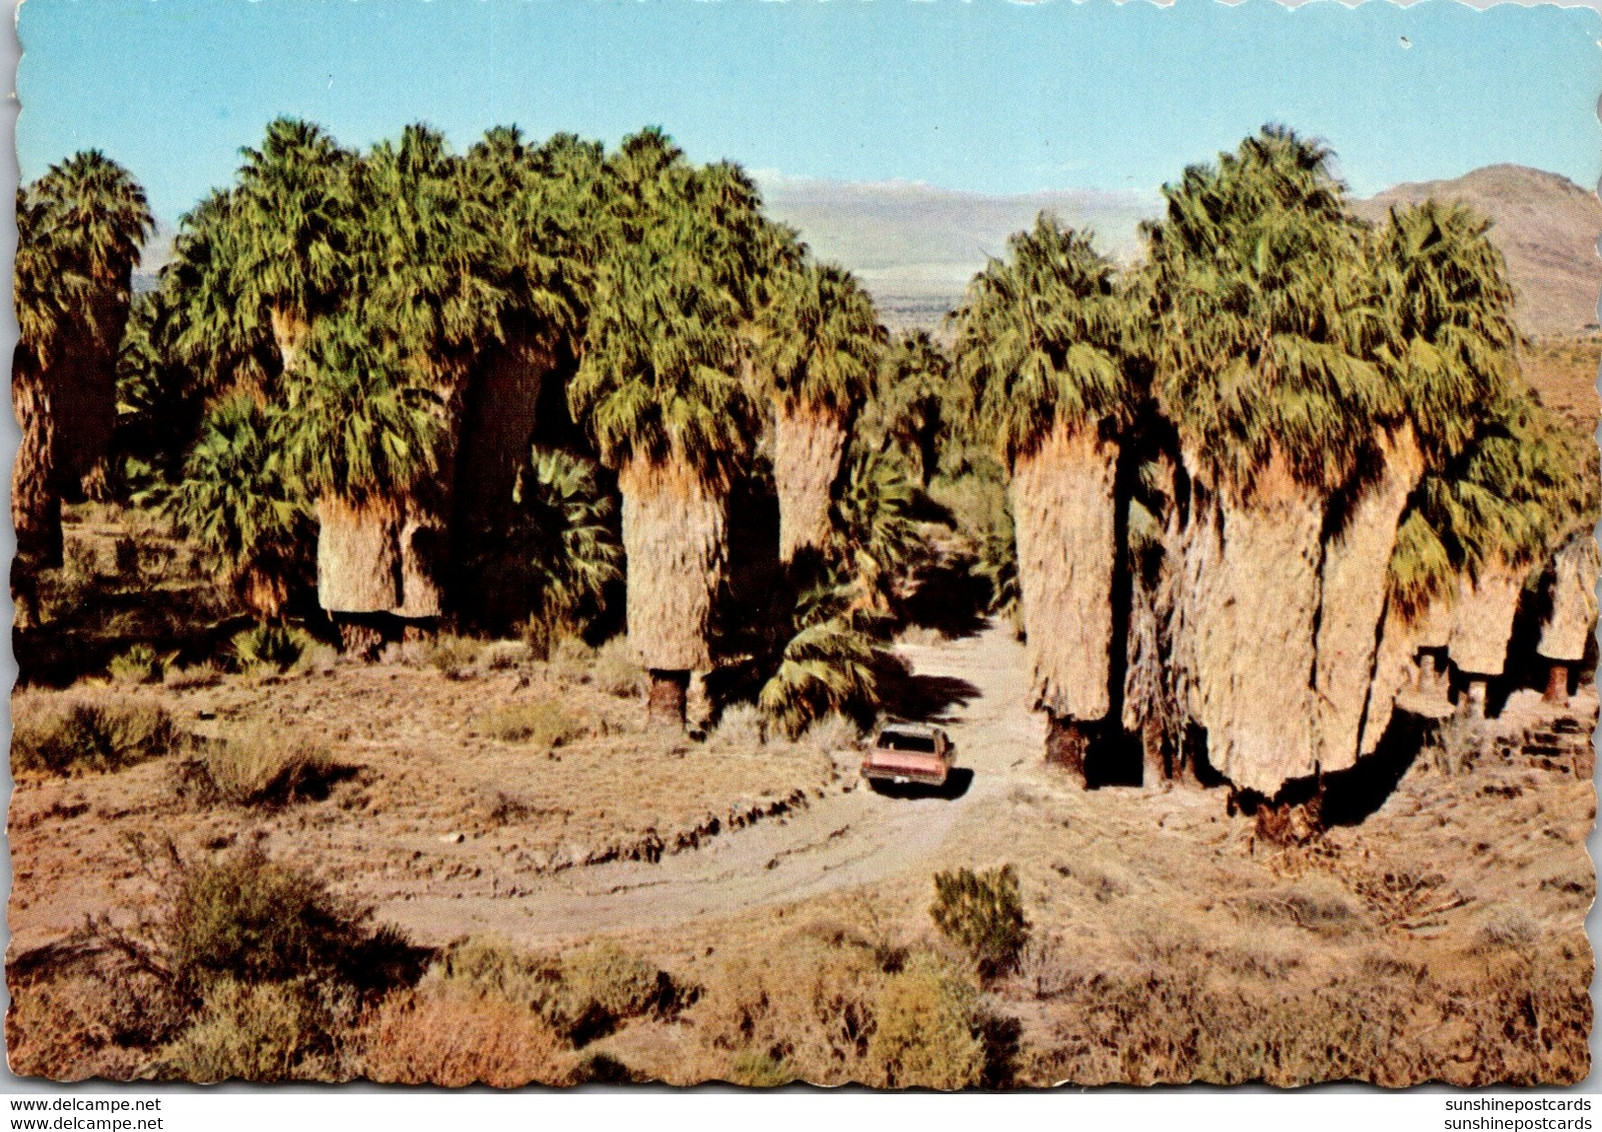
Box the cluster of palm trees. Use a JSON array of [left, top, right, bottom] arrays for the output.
[[953, 127, 1595, 809], [17, 120, 933, 733], [14, 121, 1593, 814]]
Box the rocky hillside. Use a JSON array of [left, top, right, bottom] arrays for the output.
[[1354, 165, 1601, 340]]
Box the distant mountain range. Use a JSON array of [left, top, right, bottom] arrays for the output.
[[756, 175, 1158, 332], [134, 164, 1600, 340], [762, 164, 1601, 339], [1352, 165, 1601, 340]]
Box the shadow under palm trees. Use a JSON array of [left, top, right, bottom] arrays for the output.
[[901, 552, 992, 641], [882, 668, 982, 724]]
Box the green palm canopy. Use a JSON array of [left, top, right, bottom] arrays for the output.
[[1144, 127, 1387, 499], [955, 214, 1138, 467]]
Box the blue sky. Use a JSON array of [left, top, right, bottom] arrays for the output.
[[16, 0, 1601, 223]]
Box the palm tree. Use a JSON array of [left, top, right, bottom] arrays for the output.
[[27, 151, 153, 498], [157, 393, 310, 621], [227, 119, 354, 375], [1145, 127, 1385, 800], [1441, 396, 1589, 713], [11, 189, 89, 574], [759, 617, 879, 740], [1314, 200, 1519, 771], [347, 124, 507, 625], [759, 259, 884, 562], [454, 128, 608, 610], [1361, 391, 1588, 736], [877, 330, 953, 487], [1536, 534, 1599, 706], [568, 135, 764, 726], [282, 315, 442, 655], [508, 447, 623, 646], [829, 446, 929, 624], [954, 215, 1139, 776]]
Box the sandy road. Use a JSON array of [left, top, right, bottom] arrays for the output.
[[383, 621, 1045, 946]]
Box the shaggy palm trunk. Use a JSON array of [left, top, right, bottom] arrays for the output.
[[1313, 426, 1424, 774], [1009, 418, 1120, 781], [1124, 568, 1179, 783], [238, 565, 290, 622], [11, 354, 61, 571], [53, 287, 131, 501], [1449, 566, 1522, 720], [1537, 539, 1598, 707], [619, 457, 727, 728], [396, 373, 469, 626], [1186, 453, 1324, 799], [315, 495, 402, 616], [452, 334, 556, 624], [1358, 595, 1453, 758], [1448, 564, 1523, 681], [773, 398, 848, 564]]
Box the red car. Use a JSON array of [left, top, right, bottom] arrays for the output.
[[861, 722, 955, 789]]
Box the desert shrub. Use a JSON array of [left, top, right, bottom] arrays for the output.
[[803, 713, 864, 760], [567, 1052, 642, 1084], [1428, 712, 1487, 776], [929, 865, 1030, 979], [519, 613, 586, 663], [712, 703, 768, 749], [176, 727, 341, 807], [1476, 908, 1538, 952], [425, 634, 483, 679], [728, 1050, 795, 1088], [6, 966, 185, 1081], [1016, 935, 1074, 1000], [430, 936, 666, 1043], [897, 625, 946, 648], [156, 977, 352, 1083], [362, 983, 564, 1088], [482, 701, 580, 748], [168, 848, 372, 989], [1015, 949, 1591, 1087], [432, 936, 562, 1015], [697, 942, 881, 1084], [229, 624, 312, 673], [592, 636, 646, 698], [12, 696, 179, 776], [483, 640, 532, 671], [558, 942, 663, 1023], [109, 643, 168, 684], [867, 953, 985, 1090]]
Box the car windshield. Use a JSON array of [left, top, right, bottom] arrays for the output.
[[878, 731, 937, 753]]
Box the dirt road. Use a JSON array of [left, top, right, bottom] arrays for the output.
[[383, 621, 1045, 945]]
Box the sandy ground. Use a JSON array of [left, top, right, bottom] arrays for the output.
[[384, 623, 1045, 944], [7, 618, 1595, 1084]]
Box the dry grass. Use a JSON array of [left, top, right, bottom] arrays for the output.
[[423, 635, 484, 680], [481, 701, 581, 748], [175, 727, 343, 807], [11, 693, 179, 776], [108, 644, 167, 684], [163, 661, 223, 690], [362, 983, 566, 1088], [591, 637, 646, 698]]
